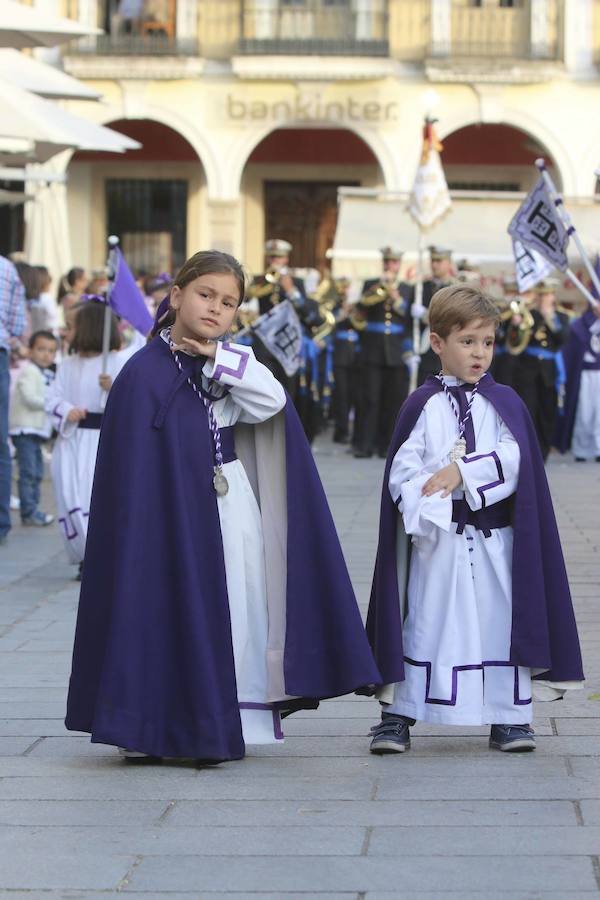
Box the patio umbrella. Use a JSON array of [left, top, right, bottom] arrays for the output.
[[0, 0, 101, 49]]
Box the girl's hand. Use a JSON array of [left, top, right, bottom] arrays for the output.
[[66, 407, 87, 423], [99, 374, 112, 392], [422, 462, 462, 498], [171, 337, 217, 359]]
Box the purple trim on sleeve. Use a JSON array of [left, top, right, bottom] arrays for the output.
[[58, 507, 88, 541], [213, 343, 249, 382], [461, 450, 505, 509], [404, 657, 532, 706], [52, 403, 63, 423]]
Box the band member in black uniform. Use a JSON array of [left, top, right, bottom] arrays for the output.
[[510, 278, 572, 461], [352, 246, 413, 458], [416, 246, 454, 385], [493, 279, 537, 389], [329, 279, 360, 444]]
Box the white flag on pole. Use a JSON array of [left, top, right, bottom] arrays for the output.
[[407, 121, 452, 230], [512, 239, 554, 293], [251, 300, 303, 376], [508, 177, 569, 271]]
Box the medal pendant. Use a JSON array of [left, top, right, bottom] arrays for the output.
[[213, 467, 229, 497], [450, 437, 467, 462]]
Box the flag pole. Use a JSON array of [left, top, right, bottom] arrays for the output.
[[565, 267, 598, 308], [535, 159, 600, 308], [409, 230, 425, 394], [102, 235, 120, 373]]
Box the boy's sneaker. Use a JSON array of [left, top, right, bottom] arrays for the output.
[[489, 724, 536, 752], [118, 748, 162, 763], [22, 511, 54, 527], [369, 713, 411, 754]]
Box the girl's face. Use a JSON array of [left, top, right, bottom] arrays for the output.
[[170, 272, 240, 341], [62, 307, 78, 347]]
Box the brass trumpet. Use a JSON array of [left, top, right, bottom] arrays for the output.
[[502, 297, 535, 356]]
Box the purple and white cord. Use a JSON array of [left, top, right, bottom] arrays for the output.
[[436, 372, 486, 440], [167, 329, 224, 473]]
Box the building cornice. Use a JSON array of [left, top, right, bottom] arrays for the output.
[[63, 55, 206, 81], [425, 59, 565, 84], [231, 55, 402, 81]]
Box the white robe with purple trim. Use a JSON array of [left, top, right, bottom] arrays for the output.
[[46, 341, 143, 566], [167, 337, 288, 745], [386, 376, 533, 726]]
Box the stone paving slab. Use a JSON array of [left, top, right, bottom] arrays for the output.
[[0, 448, 597, 896]]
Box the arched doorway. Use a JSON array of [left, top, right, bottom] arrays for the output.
[[69, 119, 205, 274], [441, 123, 561, 193], [241, 127, 383, 273]]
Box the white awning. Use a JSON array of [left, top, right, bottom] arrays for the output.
[[0, 80, 140, 164], [0, 49, 100, 100], [0, 0, 101, 49]]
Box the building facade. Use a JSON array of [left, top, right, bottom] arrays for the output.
[[35, 0, 600, 278]]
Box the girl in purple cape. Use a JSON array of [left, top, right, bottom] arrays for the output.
[[65, 250, 380, 764], [367, 284, 583, 755]]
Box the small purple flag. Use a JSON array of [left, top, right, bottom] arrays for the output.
[[110, 247, 153, 336]]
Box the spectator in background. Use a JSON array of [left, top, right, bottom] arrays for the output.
[[32, 266, 60, 337], [9, 330, 57, 527], [57, 268, 88, 305], [0, 255, 26, 544]]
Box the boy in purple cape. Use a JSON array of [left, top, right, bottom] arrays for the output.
[[65, 250, 380, 763], [366, 284, 583, 755]]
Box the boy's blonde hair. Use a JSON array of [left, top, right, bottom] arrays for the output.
[[429, 284, 500, 338]]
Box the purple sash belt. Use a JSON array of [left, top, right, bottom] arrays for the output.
[[219, 425, 237, 464], [78, 413, 103, 430], [451, 498, 512, 538]]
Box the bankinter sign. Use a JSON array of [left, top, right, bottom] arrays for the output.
[[226, 94, 399, 123]]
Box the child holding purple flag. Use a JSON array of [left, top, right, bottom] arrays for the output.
[[366, 284, 583, 755], [65, 250, 379, 764]]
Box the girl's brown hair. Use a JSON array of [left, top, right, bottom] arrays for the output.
[[151, 250, 246, 337], [429, 284, 500, 338], [70, 300, 120, 355]]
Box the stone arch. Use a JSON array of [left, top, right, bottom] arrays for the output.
[[225, 120, 399, 199], [438, 112, 573, 195]]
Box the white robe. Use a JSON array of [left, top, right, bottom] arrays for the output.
[[173, 339, 287, 745], [572, 317, 600, 459], [46, 335, 145, 566], [386, 376, 533, 726]]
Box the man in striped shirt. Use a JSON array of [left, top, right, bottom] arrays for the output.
[[0, 256, 26, 544]]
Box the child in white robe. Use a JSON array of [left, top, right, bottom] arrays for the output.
[[369, 286, 549, 754], [46, 301, 143, 576]]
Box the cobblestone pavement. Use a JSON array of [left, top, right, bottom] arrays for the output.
[[0, 440, 598, 898]]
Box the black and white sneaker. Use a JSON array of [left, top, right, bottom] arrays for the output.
[[489, 724, 536, 752], [369, 713, 411, 754]]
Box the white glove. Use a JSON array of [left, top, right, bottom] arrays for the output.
[[411, 303, 427, 320]]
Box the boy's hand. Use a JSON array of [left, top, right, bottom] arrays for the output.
[[99, 374, 112, 392], [66, 407, 87, 423], [171, 337, 217, 359], [422, 462, 462, 498]]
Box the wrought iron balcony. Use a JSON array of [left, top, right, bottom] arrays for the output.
[[237, 1, 388, 57]]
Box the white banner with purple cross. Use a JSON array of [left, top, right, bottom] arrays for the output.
[[251, 300, 303, 377], [508, 177, 570, 271]]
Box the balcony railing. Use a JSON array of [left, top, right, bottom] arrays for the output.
[[445, 0, 561, 60], [238, 1, 388, 57], [67, 0, 198, 56]]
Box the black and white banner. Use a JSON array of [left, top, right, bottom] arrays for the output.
[[508, 177, 569, 271], [252, 300, 303, 376], [512, 239, 554, 293]]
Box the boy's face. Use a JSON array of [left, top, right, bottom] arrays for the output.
[[430, 318, 495, 384], [30, 337, 57, 369]]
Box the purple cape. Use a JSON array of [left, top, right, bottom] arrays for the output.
[[366, 374, 583, 686], [65, 336, 380, 759], [555, 309, 594, 453]]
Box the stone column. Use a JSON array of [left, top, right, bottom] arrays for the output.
[[206, 198, 242, 258], [430, 0, 451, 57]]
